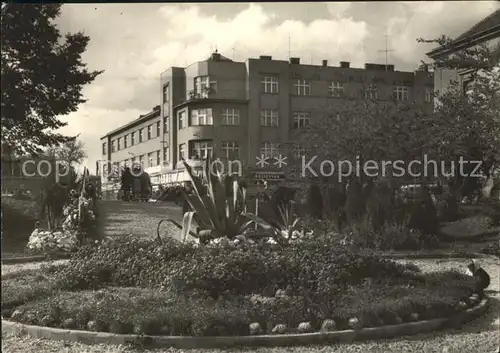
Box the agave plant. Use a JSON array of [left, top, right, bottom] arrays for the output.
[[246, 202, 302, 246], [159, 155, 255, 244]]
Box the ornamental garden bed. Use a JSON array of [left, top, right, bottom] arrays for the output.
[[1, 235, 484, 341]]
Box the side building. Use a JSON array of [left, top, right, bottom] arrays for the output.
[[100, 51, 434, 189], [426, 8, 500, 98]]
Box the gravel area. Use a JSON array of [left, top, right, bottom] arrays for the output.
[[2, 257, 499, 353], [440, 215, 500, 239]]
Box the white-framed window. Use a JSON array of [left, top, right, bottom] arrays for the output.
[[148, 152, 155, 167], [293, 79, 311, 96], [162, 84, 170, 103], [139, 129, 144, 143], [179, 143, 186, 160], [260, 109, 278, 127], [102, 142, 107, 155], [131, 132, 136, 146], [292, 112, 310, 129], [260, 142, 279, 158], [221, 141, 240, 160], [394, 85, 409, 101], [221, 108, 240, 125], [179, 111, 186, 129], [117, 137, 122, 150], [111, 140, 116, 152], [425, 87, 433, 103], [364, 84, 378, 100], [293, 145, 307, 159], [261, 75, 279, 93], [190, 108, 213, 126], [163, 117, 169, 133], [191, 141, 213, 159], [147, 125, 152, 140], [163, 147, 170, 165], [195, 76, 217, 98], [329, 81, 344, 98], [156, 150, 161, 166], [124, 135, 128, 148], [156, 121, 161, 137]]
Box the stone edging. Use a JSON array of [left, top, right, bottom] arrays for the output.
[[1, 253, 72, 264], [378, 251, 491, 260], [2, 251, 492, 265], [1, 299, 489, 349]]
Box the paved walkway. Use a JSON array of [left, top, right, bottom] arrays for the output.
[[96, 200, 183, 241]]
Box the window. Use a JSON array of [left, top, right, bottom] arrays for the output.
[[260, 109, 278, 127], [111, 140, 116, 152], [179, 144, 186, 160], [364, 84, 378, 100], [221, 142, 240, 160], [394, 85, 409, 101], [131, 132, 136, 146], [329, 82, 344, 98], [195, 76, 217, 98], [156, 121, 161, 137], [156, 150, 161, 166], [102, 142, 107, 155], [260, 142, 279, 158], [139, 129, 144, 143], [124, 135, 128, 148], [163, 117, 169, 133], [293, 79, 311, 95], [162, 84, 170, 103], [148, 152, 155, 167], [293, 145, 307, 159], [425, 87, 433, 103], [221, 108, 240, 125], [147, 125, 152, 140], [163, 147, 170, 164], [179, 111, 186, 129], [292, 112, 310, 129], [261, 75, 279, 93], [190, 108, 213, 126], [117, 137, 122, 151], [191, 141, 213, 159], [139, 155, 145, 167]]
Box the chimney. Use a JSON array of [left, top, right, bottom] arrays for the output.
[[259, 55, 272, 60], [290, 57, 300, 65], [387, 64, 395, 72], [322, 60, 328, 67], [340, 61, 350, 68], [211, 52, 221, 60]]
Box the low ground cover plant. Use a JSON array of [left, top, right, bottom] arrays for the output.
[[2, 235, 479, 337]]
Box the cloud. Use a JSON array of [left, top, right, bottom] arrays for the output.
[[53, 2, 499, 170]]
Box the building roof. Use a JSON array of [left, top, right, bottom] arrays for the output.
[[101, 106, 161, 139], [207, 50, 233, 62], [427, 8, 500, 58]]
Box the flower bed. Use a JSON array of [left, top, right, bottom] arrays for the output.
[[1, 235, 482, 339], [26, 192, 97, 254]]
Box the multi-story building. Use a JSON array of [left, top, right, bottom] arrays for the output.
[[100, 51, 434, 188], [426, 8, 500, 98], [100, 106, 162, 190]]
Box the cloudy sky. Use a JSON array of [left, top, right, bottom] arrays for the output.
[[54, 1, 499, 171]]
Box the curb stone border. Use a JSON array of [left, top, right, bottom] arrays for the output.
[[1, 299, 489, 349], [1, 251, 493, 265], [1, 253, 72, 264]]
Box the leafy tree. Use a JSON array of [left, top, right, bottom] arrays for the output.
[[1, 4, 103, 155], [46, 135, 87, 167], [419, 36, 500, 199]]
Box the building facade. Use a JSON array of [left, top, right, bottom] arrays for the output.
[[100, 51, 434, 188], [426, 8, 500, 99]]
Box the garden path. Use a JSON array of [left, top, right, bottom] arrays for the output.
[[95, 200, 183, 242], [2, 257, 499, 353]]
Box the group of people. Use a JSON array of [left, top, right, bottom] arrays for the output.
[[120, 166, 152, 202]]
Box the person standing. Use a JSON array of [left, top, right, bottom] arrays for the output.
[[121, 167, 133, 201], [140, 171, 152, 202], [132, 166, 142, 202]]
